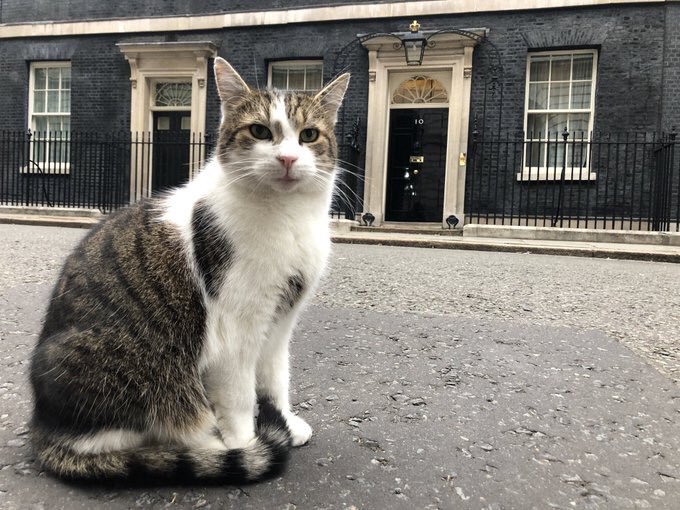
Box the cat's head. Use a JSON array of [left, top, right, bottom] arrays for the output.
[[213, 57, 350, 195]]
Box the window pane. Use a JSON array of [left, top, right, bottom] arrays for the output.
[[546, 139, 565, 168], [47, 68, 60, 89], [529, 57, 550, 81], [547, 113, 568, 136], [525, 141, 545, 168], [34, 68, 46, 90], [155, 82, 191, 107], [572, 55, 593, 80], [61, 117, 70, 134], [271, 68, 287, 88], [34, 141, 45, 163], [570, 143, 588, 169], [549, 82, 570, 109], [60, 91, 71, 113], [61, 68, 71, 90], [571, 81, 591, 109], [156, 116, 170, 130], [48, 117, 63, 132], [305, 67, 322, 90], [551, 56, 571, 81], [527, 113, 547, 137], [57, 142, 68, 163], [288, 68, 305, 90], [33, 90, 45, 113], [569, 113, 590, 135], [47, 91, 59, 112], [34, 116, 48, 133], [528, 83, 548, 109]]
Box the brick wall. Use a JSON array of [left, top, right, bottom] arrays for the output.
[[662, 2, 680, 132], [0, 0, 406, 23]]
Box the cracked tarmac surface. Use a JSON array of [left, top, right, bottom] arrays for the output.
[[0, 224, 679, 509]]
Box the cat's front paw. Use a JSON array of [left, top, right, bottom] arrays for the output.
[[221, 431, 257, 450], [216, 416, 257, 450], [285, 413, 313, 446]]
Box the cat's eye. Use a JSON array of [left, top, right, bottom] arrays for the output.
[[299, 128, 319, 144], [249, 124, 272, 140]]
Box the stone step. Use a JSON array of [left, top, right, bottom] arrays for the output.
[[0, 205, 102, 218], [351, 225, 463, 236]]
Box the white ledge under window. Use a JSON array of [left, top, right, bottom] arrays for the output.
[[20, 163, 70, 175], [516, 167, 597, 181]]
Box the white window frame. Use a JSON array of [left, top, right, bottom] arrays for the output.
[[267, 60, 323, 91], [26, 61, 71, 174], [520, 49, 598, 181]]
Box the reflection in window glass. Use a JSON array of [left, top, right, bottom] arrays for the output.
[[269, 61, 323, 91]]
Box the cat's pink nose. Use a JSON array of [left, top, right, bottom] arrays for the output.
[[277, 155, 298, 170]]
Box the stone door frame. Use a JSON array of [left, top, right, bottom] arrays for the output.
[[361, 31, 483, 227], [118, 41, 217, 198]]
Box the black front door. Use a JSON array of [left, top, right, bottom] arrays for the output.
[[152, 111, 191, 194], [385, 108, 448, 222]]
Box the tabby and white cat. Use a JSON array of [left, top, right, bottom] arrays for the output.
[[29, 57, 349, 483]]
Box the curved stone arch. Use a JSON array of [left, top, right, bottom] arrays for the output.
[[392, 75, 449, 105]]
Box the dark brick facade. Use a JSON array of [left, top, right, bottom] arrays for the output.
[[0, 0, 406, 24], [0, 1, 678, 220]]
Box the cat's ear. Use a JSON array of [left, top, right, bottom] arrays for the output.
[[214, 57, 250, 104], [314, 73, 350, 124]]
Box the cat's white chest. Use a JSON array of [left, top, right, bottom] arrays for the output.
[[230, 217, 328, 306], [199, 211, 329, 369]]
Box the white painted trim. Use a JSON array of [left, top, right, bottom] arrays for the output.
[[28, 61, 71, 132], [118, 42, 216, 198], [516, 169, 598, 181], [27, 61, 71, 174], [522, 49, 599, 181], [0, 1, 664, 39]]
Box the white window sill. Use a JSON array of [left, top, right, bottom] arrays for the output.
[[20, 164, 71, 175], [516, 168, 597, 182]]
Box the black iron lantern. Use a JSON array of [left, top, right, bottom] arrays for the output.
[[402, 20, 427, 66]]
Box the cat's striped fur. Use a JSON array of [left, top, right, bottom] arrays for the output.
[[30, 58, 350, 483]]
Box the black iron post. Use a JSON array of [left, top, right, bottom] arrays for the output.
[[552, 127, 569, 227]]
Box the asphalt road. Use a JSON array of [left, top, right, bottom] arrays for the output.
[[1, 224, 679, 509]]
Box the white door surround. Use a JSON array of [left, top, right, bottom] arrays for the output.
[[361, 30, 484, 226], [118, 41, 217, 197], [118, 41, 217, 139]]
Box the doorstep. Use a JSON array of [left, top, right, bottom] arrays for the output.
[[351, 222, 462, 236], [330, 229, 680, 263], [464, 224, 680, 247]]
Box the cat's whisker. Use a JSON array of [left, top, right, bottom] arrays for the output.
[[330, 184, 360, 212], [316, 163, 366, 183], [334, 158, 366, 172], [335, 181, 360, 200]]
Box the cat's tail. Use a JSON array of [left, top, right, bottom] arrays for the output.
[[32, 400, 292, 484]]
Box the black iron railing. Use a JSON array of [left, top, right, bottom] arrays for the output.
[[0, 130, 213, 212], [466, 130, 680, 232]]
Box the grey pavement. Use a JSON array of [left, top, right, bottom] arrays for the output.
[[1, 224, 679, 509]]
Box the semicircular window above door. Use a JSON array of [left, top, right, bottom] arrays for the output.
[[155, 82, 192, 107], [392, 76, 448, 104]]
